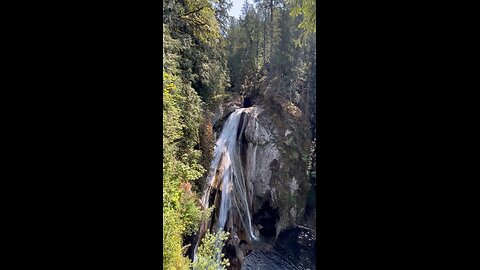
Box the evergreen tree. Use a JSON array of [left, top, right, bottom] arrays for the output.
[[288, 0, 316, 44], [162, 0, 234, 268]]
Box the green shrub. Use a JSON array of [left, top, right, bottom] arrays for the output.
[[163, 70, 207, 269], [192, 230, 230, 270]]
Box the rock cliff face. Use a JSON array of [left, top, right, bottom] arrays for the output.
[[245, 99, 311, 237], [203, 92, 313, 269]]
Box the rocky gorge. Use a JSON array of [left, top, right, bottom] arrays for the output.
[[193, 91, 316, 269]]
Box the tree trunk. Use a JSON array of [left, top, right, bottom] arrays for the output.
[[269, 0, 274, 65], [263, 9, 267, 67], [256, 32, 259, 70]]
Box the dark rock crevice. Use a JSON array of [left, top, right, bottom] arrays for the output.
[[254, 201, 279, 238], [243, 96, 253, 108]]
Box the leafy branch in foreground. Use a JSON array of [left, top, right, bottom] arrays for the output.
[[192, 230, 230, 270]]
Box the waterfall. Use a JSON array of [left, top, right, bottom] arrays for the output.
[[194, 107, 259, 264]]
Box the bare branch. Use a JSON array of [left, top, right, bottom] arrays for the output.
[[179, 6, 207, 18]]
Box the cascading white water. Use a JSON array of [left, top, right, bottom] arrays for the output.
[[194, 107, 259, 265], [202, 108, 257, 239]]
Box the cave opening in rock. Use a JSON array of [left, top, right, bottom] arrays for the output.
[[254, 201, 279, 238], [243, 96, 253, 108]]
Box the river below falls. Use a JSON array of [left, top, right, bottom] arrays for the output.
[[241, 227, 316, 270]]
